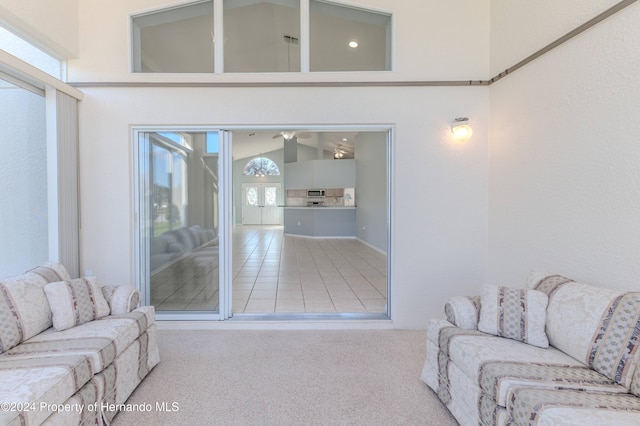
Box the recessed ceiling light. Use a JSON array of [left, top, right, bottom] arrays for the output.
[[348, 41, 358, 48]]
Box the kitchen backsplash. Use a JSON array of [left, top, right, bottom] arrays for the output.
[[286, 188, 351, 206]]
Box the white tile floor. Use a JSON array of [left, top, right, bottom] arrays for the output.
[[233, 226, 387, 314], [151, 225, 387, 315]]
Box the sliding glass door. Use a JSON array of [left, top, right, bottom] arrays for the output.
[[135, 125, 391, 321], [135, 129, 231, 319]]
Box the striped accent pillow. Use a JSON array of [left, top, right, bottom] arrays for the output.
[[44, 277, 111, 331], [588, 292, 640, 388], [478, 286, 549, 348], [0, 283, 23, 353]]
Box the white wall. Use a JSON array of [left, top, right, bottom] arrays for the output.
[[489, 0, 621, 76], [488, 2, 640, 291], [77, 85, 489, 328], [59, 0, 489, 328], [0, 0, 79, 58], [355, 132, 387, 252], [68, 0, 490, 82]]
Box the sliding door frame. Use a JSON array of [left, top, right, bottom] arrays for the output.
[[226, 123, 394, 321], [133, 126, 232, 320], [133, 124, 393, 321]]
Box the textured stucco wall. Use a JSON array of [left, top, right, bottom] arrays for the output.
[[489, 0, 621, 76], [488, 1, 640, 290]]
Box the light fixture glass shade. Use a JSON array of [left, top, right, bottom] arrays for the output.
[[451, 117, 472, 141], [281, 131, 295, 140]]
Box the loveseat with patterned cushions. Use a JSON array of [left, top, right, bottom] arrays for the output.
[[421, 272, 640, 425], [0, 261, 159, 425]]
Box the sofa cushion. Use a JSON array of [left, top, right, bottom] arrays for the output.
[[0, 283, 23, 354], [432, 321, 583, 406], [478, 286, 549, 348], [0, 262, 72, 353], [27, 261, 72, 283], [535, 279, 640, 387], [173, 227, 199, 252], [3, 306, 155, 375], [479, 361, 627, 407], [0, 354, 93, 426], [508, 387, 640, 426], [44, 277, 110, 331], [431, 320, 583, 383]]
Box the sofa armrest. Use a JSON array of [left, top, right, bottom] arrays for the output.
[[444, 295, 481, 330], [101, 285, 140, 314]]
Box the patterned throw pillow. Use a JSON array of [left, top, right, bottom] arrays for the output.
[[588, 292, 640, 389], [478, 286, 549, 348], [44, 277, 111, 331], [0, 283, 23, 353]]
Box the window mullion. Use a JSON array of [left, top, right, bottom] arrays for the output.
[[214, 0, 224, 73], [300, 0, 310, 73]]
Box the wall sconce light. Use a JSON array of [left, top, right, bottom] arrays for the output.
[[451, 117, 472, 141]]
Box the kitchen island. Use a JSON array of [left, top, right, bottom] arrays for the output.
[[283, 206, 356, 237]]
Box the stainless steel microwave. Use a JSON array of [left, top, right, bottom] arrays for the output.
[[307, 189, 325, 197]]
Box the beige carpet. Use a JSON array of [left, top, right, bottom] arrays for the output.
[[112, 329, 457, 426]]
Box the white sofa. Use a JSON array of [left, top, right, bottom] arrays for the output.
[[150, 225, 218, 273], [0, 261, 159, 426], [421, 272, 640, 426], [150, 225, 219, 305]]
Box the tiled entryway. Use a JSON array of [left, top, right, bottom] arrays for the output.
[[233, 226, 387, 314]]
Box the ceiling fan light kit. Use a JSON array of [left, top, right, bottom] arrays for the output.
[[273, 131, 312, 140]]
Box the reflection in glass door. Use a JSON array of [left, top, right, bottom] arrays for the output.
[[136, 131, 222, 317]]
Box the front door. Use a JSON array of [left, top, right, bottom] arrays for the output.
[[242, 183, 281, 225]]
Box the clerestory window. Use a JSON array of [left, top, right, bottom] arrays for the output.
[[0, 27, 65, 80], [131, 0, 391, 74]]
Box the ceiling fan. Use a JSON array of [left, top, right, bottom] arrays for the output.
[[333, 144, 348, 159], [272, 131, 312, 140]]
